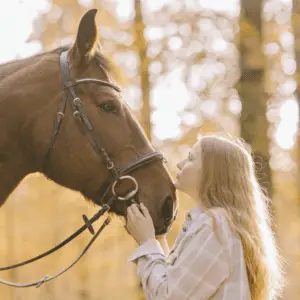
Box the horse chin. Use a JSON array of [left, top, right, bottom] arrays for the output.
[[88, 192, 127, 216], [108, 211, 127, 226], [80, 192, 98, 207], [154, 225, 167, 235], [109, 200, 127, 216]]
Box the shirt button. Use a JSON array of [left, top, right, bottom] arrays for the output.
[[186, 212, 192, 220], [182, 227, 187, 232]]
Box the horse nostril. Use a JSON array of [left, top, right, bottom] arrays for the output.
[[161, 195, 174, 222]]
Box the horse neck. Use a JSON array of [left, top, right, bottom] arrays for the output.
[[0, 157, 32, 207], [0, 56, 47, 206]]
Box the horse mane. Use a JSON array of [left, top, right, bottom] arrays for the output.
[[0, 44, 113, 84]]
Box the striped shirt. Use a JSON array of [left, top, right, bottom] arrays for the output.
[[128, 206, 251, 300]]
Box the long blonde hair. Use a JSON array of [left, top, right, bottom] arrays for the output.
[[198, 134, 284, 300]]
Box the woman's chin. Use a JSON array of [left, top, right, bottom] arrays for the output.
[[174, 182, 189, 196], [174, 180, 181, 190]]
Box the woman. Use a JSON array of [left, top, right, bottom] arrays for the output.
[[126, 134, 284, 300]]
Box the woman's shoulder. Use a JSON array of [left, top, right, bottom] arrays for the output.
[[192, 206, 228, 228], [185, 206, 235, 238], [193, 207, 238, 249]]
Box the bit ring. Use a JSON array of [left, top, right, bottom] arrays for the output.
[[112, 175, 138, 201]]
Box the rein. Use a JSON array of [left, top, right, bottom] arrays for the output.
[[0, 204, 111, 288]]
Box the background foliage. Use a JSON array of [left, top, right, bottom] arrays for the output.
[[0, 0, 299, 299]]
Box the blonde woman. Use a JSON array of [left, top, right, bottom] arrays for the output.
[[126, 135, 284, 300]]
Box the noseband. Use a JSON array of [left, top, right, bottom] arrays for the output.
[[0, 50, 167, 288]]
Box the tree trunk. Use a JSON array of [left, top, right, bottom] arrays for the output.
[[134, 0, 152, 140], [238, 0, 273, 199], [293, 0, 300, 196], [133, 4, 152, 298], [289, 1, 300, 298]]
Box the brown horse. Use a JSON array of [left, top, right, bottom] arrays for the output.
[[0, 9, 177, 235]]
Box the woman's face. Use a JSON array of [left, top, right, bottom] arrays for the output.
[[175, 140, 202, 199]]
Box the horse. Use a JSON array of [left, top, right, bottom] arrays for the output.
[[0, 8, 178, 276]]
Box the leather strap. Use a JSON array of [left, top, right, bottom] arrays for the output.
[[0, 217, 110, 288], [66, 78, 121, 92], [96, 152, 165, 205]]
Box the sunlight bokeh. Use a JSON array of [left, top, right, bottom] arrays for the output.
[[0, 0, 297, 149], [276, 98, 298, 149], [0, 0, 47, 62]]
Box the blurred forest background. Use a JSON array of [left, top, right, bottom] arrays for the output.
[[0, 0, 300, 299]]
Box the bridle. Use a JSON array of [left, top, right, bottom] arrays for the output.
[[44, 50, 165, 206], [0, 50, 168, 288]]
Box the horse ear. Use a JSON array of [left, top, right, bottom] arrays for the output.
[[73, 9, 98, 59]]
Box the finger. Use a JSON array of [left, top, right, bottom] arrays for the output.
[[131, 204, 143, 216], [140, 203, 151, 219], [127, 207, 134, 221], [127, 204, 137, 214], [127, 205, 134, 217]]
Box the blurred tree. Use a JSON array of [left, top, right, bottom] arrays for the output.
[[133, 0, 151, 139], [291, 1, 300, 298], [238, 0, 273, 199], [292, 0, 300, 195]]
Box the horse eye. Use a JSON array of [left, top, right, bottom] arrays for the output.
[[100, 102, 116, 113]]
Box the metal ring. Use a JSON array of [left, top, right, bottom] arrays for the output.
[[106, 161, 115, 170], [111, 175, 138, 201], [73, 97, 82, 107], [57, 112, 64, 119], [73, 110, 80, 118]]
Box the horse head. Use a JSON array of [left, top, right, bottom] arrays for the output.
[[0, 9, 178, 235]]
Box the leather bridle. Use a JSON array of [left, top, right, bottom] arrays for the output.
[[0, 50, 167, 288], [44, 50, 165, 206]]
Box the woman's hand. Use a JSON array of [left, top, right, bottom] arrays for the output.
[[126, 203, 156, 245]]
